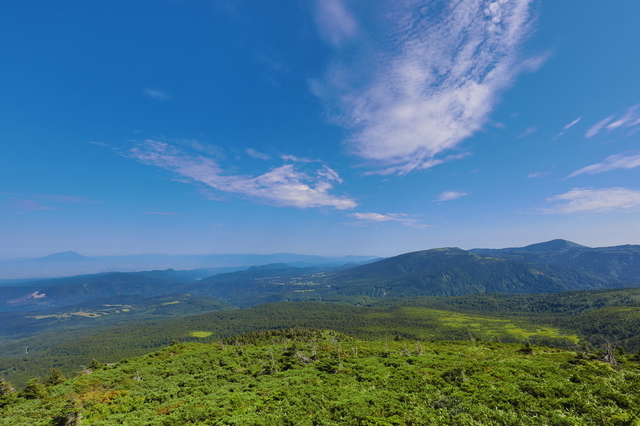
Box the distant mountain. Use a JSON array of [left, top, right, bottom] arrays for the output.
[[471, 239, 640, 282], [324, 247, 612, 297], [3, 240, 639, 312], [28, 251, 92, 262], [1, 252, 378, 279], [471, 239, 586, 254], [517, 239, 587, 252]]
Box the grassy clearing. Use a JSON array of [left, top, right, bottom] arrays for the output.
[[190, 331, 213, 338], [363, 307, 580, 343]]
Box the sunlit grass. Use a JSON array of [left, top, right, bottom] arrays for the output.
[[190, 331, 213, 338]]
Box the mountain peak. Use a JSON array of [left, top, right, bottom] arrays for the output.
[[520, 239, 587, 252], [30, 251, 92, 262]]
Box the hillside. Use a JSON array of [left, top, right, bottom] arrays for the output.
[[471, 239, 640, 282], [0, 294, 234, 338], [1, 329, 639, 425], [0, 270, 198, 312], [4, 287, 640, 388], [4, 241, 639, 314], [324, 247, 613, 297]]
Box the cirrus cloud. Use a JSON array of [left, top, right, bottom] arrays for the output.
[[347, 212, 428, 228], [543, 187, 640, 214], [127, 140, 357, 210], [434, 191, 469, 203], [567, 151, 640, 178], [314, 0, 539, 175], [586, 104, 640, 138]]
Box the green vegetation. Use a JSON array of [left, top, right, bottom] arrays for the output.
[[1, 328, 640, 425], [189, 331, 213, 338], [6, 287, 640, 388]]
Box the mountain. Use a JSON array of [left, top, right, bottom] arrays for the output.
[[324, 247, 613, 297], [0, 252, 378, 279], [5, 241, 638, 312], [470, 239, 640, 282], [517, 239, 587, 252], [28, 251, 92, 262]]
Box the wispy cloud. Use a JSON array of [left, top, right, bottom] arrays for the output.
[[567, 151, 640, 178], [314, 0, 357, 46], [314, 0, 538, 175], [9, 199, 57, 211], [144, 88, 170, 101], [516, 126, 537, 140], [281, 154, 314, 163], [127, 140, 357, 210], [434, 191, 469, 203], [527, 170, 551, 178], [586, 104, 640, 138], [551, 116, 581, 141], [562, 117, 582, 131], [5, 194, 97, 211], [543, 187, 640, 214], [347, 212, 428, 228], [246, 148, 271, 160], [40, 195, 97, 204]]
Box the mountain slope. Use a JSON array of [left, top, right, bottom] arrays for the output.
[[325, 247, 612, 297], [471, 239, 640, 282], [0, 270, 195, 312]]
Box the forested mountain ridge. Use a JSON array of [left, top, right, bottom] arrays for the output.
[[3, 240, 640, 313], [471, 239, 640, 282], [323, 247, 616, 297]]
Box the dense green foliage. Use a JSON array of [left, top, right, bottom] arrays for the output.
[[4, 288, 640, 388], [1, 329, 640, 425]]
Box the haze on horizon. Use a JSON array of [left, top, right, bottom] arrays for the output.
[[2, 1, 640, 259]]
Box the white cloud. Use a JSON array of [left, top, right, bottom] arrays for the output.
[[314, 0, 357, 46], [544, 187, 640, 214], [89, 141, 109, 147], [246, 148, 271, 160], [281, 154, 314, 163], [314, 0, 538, 175], [516, 126, 537, 140], [562, 117, 582, 131], [568, 151, 640, 178], [586, 104, 640, 138], [143, 88, 170, 101], [551, 116, 582, 141], [347, 212, 427, 228], [527, 171, 550, 178], [128, 140, 357, 210], [434, 191, 469, 202]]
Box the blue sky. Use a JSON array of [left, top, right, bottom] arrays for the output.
[[2, 0, 640, 258]]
